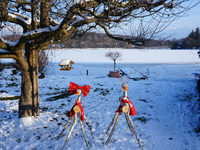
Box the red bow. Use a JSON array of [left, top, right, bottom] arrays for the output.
[[116, 97, 137, 115], [69, 100, 85, 122], [69, 82, 90, 97]]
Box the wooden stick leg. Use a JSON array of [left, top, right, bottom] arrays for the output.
[[106, 113, 118, 135], [84, 115, 94, 139], [63, 113, 77, 150], [127, 114, 143, 149], [125, 113, 135, 135], [79, 115, 90, 149], [57, 115, 74, 140], [105, 114, 121, 146]]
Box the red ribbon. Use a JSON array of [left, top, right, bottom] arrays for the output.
[[116, 97, 137, 115], [69, 100, 85, 122], [69, 82, 90, 97]]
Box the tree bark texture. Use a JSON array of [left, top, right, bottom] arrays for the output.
[[17, 43, 39, 118]]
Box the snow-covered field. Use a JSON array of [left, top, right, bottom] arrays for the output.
[[0, 62, 200, 150], [52, 49, 200, 64]]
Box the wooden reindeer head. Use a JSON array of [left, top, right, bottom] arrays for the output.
[[119, 76, 129, 93], [118, 64, 134, 95], [75, 89, 82, 96]]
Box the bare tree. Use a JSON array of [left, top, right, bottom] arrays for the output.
[[0, 0, 198, 118], [105, 51, 122, 71], [38, 50, 55, 76]]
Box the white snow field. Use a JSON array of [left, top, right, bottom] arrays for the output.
[[0, 49, 200, 150]]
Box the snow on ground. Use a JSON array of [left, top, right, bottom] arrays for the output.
[[52, 49, 200, 64], [0, 62, 200, 150]]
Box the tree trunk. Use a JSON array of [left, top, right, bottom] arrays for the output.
[[17, 0, 49, 118], [114, 60, 116, 71], [17, 45, 39, 118], [19, 67, 33, 118], [32, 44, 39, 118]]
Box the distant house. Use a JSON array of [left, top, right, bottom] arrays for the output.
[[59, 59, 75, 71]]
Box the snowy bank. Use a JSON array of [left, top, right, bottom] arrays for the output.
[[0, 63, 200, 150]]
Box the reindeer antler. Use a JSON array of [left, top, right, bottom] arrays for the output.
[[125, 76, 129, 83], [125, 64, 134, 83], [118, 77, 123, 84], [120, 63, 126, 70]]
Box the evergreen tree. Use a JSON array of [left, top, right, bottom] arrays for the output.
[[187, 38, 196, 48], [181, 39, 187, 49], [195, 28, 200, 40], [188, 30, 195, 39], [171, 41, 180, 49]]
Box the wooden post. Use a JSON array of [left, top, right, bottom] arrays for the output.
[[127, 113, 143, 149], [105, 114, 121, 146], [84, 115, 94, 139], [125, 113, 135, 135], [79, 115, 90, 149], [57, 115, 74, 140], [106, 113, 118, 135], [63, 113, 77, 150]]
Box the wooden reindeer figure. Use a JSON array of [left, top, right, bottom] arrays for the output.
[[57, 82, 94, 150], [105, 76, 143, 149]]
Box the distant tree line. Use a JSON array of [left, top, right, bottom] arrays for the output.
[[48, 32, 172, 49], [7, 31, 200, 50], [50, 32, 134, 49], [171, 27, 200, 49]]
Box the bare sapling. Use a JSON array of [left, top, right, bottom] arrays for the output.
[[105, 51, 122, 71]]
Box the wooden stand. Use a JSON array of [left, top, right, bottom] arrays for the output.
[[105, 104, 143, 149], [109, 70, 120, 78], [57, 105, 94, 149]]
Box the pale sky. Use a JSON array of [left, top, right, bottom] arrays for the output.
[[162, 1, 200, 39]]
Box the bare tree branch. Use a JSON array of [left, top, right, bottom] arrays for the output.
[[0, 53, 17, 59]]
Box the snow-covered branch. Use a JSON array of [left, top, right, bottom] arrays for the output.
[[11, 12, 32, 25]]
